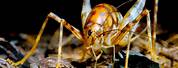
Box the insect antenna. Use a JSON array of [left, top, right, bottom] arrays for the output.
[[116, 0, 133, 9]]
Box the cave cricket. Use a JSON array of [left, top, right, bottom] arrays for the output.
[[6, 0, 159, 68]]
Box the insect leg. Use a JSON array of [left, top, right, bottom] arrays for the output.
[[113, 9, 158, 64], [112, 9, 149, 47], [91, 46, 97, 68], [90, 46, 103, 68], [119, 0, 146, 30], [146, 8, 158, 61], [124, 32, 132, 68], [9, 14, 50, 66], [151, 0, 159, 61], [48, 12, 83, 41], [112, 0, 146, 47], [113, 45, 118, 62], [56, 17, 64, 68], [10, 12, 83, 66], [131, 26, 147, 42], [81, 0, 91, 28]]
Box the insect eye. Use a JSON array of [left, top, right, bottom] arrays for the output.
[[88, 30, 92, 36]]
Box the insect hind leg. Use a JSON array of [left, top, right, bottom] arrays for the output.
[[7, 13, 50, 66], [8, 12, 84, 66]]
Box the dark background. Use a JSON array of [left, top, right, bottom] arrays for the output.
[[0, 0, 177, 34]]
